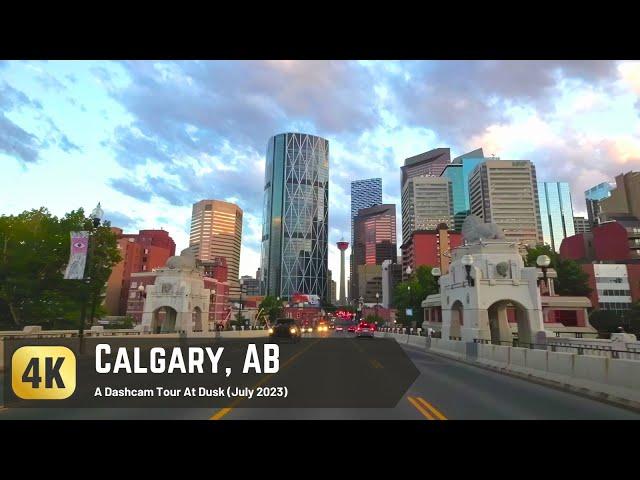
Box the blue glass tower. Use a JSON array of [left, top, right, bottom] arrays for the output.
[[585, 181, 615, 226], [441, 148, 488, 231], [538, 181, 576, 251]]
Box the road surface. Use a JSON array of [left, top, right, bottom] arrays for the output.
[[2, 334, 639, 420]]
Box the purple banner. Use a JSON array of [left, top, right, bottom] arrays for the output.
[[64, 231, 89, 280]]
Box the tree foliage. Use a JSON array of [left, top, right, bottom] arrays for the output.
[[258, 295, 284, 324], [392, 265, 438, 325], [589, 305, 640, 336], [524, 245, 591, 297], [0, 208, 121, 330]]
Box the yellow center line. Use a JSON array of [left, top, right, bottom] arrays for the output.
[[209, 339, 320, 420], [416, 396, 447, 420], [369, 359, 383, 369], [407, 396, 435, 420]]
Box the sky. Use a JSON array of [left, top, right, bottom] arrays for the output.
[[2, 60, 640, 296]]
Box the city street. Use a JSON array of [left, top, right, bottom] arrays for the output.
[[2, 334, 639, 420]]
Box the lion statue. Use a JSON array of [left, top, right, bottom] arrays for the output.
[[461, 214, 506, 243]]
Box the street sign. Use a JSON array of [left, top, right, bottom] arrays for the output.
[[406, 308, 413, 316]]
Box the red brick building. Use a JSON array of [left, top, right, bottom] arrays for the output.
[[560, 218, 640, 262], [105, 228, 176, 316], [400, 224, 462, 279]]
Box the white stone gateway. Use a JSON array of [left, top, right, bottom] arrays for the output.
[[438, 216, 547, 346], [140, 249, 212, 335]]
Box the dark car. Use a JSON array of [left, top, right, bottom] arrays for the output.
[[268, 318, 301, 342], [347, 325, 356, 333], [356, 322, 374, 338]]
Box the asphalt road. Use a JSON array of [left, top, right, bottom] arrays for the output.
[[2, 333, 639, 420]]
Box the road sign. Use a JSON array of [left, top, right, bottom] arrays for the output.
[[406, 308, 413, 316]]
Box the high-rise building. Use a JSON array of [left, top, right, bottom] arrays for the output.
[[469, 160, 542, 246], [401, 148, 451, 187], [189, 199, 243, 299], [599, 172, 640, 222], [401, 176, 453, 243], [240, 275, 260, 296], [351, 204, 397, 302], [350, 178, 382, 301], [381, 260, 403, 309], [328, 269, 337, 305], [574, 216, 591, 235], [441, 148, 492, 231], [537, 181, 576, 252], [585, 181, 615, 227], [260, 133, 329, 301], [337, 240, 349, 305], [105, 228, 176, 316]]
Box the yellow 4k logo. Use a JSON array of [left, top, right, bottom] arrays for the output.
[[12, 346, 76, 399]]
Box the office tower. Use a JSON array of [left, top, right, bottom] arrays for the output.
[[350, 178, 382, 301], [401, 176, 454, 243], [337, 240, 349, 305], [328, 270, 337, 305], [189, 199, 243, 299], [105, 228, 176, 316], [585, 181, 615, 226], [401, 148, 451, 187], [441, 148, 492, 231], [381, 260, 403, 309], [538, 181, 576, 251], [573, 216, 591, 234], [599, 172, 640, 222], [351, 204, 397, 302], [260, 133, 329, 301], [469, 160, 542, 246]]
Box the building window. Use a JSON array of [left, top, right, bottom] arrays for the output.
[[131, 282, 137, 289]]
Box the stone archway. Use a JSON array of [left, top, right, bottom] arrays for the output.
[[192, 306, 203, 332], [151, 306, 178, 334], [487, 300, 534, 346], [450, 300, 464, 340]]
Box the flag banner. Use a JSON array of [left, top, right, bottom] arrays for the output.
[[64, 231, 89, 280]]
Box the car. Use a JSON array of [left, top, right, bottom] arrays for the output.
[[300, 324, 313, 334], [329, 323, 335, 330], [355, 322, 374, 338], [316, 322, 329, 333], [335, 325, 344, 332], [268, 318, 301, 342], [347, 325, 356, 333]]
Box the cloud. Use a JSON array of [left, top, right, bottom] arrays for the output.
[[0, 114, 42, 164], [108, 178, 153, 202], [103, 209, 141, 230]]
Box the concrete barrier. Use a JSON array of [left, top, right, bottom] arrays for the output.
[[573, 355, 608, 384], [492, 345, 510, 364], [607, 358, 640, 390], [525, 349, 548, 372]]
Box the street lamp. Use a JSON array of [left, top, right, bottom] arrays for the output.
[[536, 254, 551, 292], [461, 254, 475, 286], [375, 292, 380, 325]]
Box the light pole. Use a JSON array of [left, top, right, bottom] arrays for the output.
[[461, 254, 475, 287], [375, 292, 380, 326], [238, 279, 245, 330], [79, 202, 104, 354], [536, 254, 551, 293], [137, 284, 147, 325], [406, 266, 413, 333]]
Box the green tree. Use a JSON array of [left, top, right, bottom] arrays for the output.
[[524, 245, 591, 297], [259, 295, 284, 324], [392, 265, 438, 326], [0, 207, 121, 330]]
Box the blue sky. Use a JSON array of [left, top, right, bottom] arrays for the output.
[[2, 60, 640, 294]]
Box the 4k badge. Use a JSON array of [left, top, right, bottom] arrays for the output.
[[11, 346, 76, 400]]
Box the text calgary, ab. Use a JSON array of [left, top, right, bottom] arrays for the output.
[[94, 344, 280, 374]]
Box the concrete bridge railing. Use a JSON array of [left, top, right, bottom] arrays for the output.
[[376, 331, 640, 407]]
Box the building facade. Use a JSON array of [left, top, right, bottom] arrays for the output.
[[560, 218, 640, 263], [350, 178, 382, 302], [401, 148, 451, 187], [105, 228, 176, 316], [260, 133, 329, 301], [351, 204, 397, 302], [400, 225, 463, 279], [538, 181, 576, 251], [240, 275, 260, 296], [401, 176, 453, 244], [381, 259, 403, 309], [581, 264, 640, 313], [574, 216, 591, 234], [441, 148, 490, 232], [585, 181, 615, 227], [189, 199, 243, 300], [468, 160, 542, 247], [599, 171, 640, 222]]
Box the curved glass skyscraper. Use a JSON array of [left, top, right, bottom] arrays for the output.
[[260, 133, 329, 301]]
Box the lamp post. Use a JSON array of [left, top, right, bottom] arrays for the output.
[[406, 266, 413, 333], [536, 254, 551, 293], [461, 254, 475, 287], [238, 279, 245, 330], [375, 292, 380, 325], [79, 202, 104, 354]]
